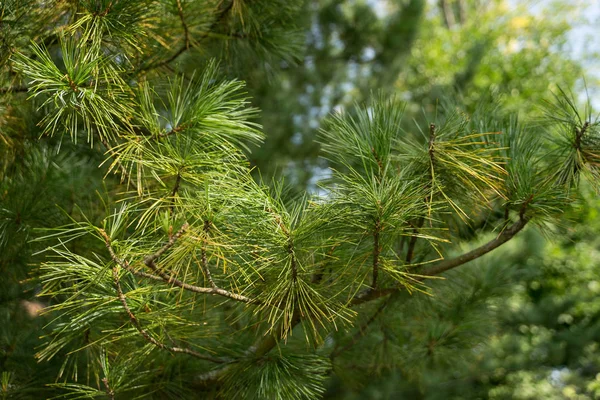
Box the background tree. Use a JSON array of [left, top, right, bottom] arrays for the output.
[[1, 0, 599, 399]]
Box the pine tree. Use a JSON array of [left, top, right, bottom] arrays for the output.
[[1, 1, 598, 399]]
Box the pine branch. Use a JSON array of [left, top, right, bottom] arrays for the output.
[[99, 227, 257, 304], [101, 377, 115, 400], [371, 218, 381, 289], [330, 295, 392, 359], [201, 220, 216, 288], [175, 0, 190, 50], [141, 227, 257, 304], [574, 121, 590, 152], [110, 252, 228, 363], [168, 172, 182, 217], [421, 215, 529, 276], [135, 0, 234, 74], [98, 228, 232, 363], [113, 266, 228, 362], [194, 211, 531, 387], [352, 212, 531, 305]]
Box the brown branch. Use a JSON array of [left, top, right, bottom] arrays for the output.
[[175, 0, 190, 49], [574, 121, 590, 151], [519, 194, 534, 221], [405, 124, 436, 264], [99, 226, 256, 305], [136, 0, 234, 74], [439, 0, 456, 29], [420, 217, 529, 276], [201, 220, 216, 288], [94, 1, 114, 17], [159, 122, 188, 138], [371, 218, 381, 289], [65, 75, 79, 92], [144, 223, 189, 265], [193, 213, 530, 387], [331, 295, 392, 359], [101, 377, 115, 400], [110, 257, 227, 363], [141, 226, 256, 303]]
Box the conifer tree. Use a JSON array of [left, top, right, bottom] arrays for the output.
[[1, 0, 598, 398]]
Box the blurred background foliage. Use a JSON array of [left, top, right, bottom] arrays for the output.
[[2, 0, 600, 398]]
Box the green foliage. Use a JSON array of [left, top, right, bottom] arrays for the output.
[[221, 353, 330, 400], [1, 1, 599, 399]]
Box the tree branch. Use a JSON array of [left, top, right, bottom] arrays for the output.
[[136, 0, 234, 74], [574, 121, 590, 152], [101, 377, 115, 400], [439, 0, 456, 29], [175, 0, 190, 50], [99, 226, 257, 305], [201, 220, 216, 288], [110, 256, 228, 363], [420, 216, 529, 276], [371, 218, 381, 289], [331, 295, 391, 359]]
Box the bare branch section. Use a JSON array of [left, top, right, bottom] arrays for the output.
[[175, 0, 190, 50], [420, 216, 529, 276]]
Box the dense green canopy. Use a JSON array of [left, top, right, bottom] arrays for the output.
[[1, 1, 599, 399]]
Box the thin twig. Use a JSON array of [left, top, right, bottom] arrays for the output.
[[574, 121, 590, 151], [371, 218, 381, 289], [331, 296, 391, 359], [101, 377, 115, 400], [175, 0, 190, 49], [201, 220, 216, 288], [111, 263, 228, 363], [136, 0, 234, 74], [169, 172, 182, 217], [99, 227, 257, 305]]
